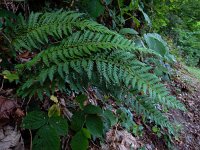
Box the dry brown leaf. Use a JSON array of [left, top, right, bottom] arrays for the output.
[[17, 51, 30, 59], [0, 96, 19, 120], [0, 125, 24, 150], [102, 129, 139, 150], [14, 108, 25, 118]]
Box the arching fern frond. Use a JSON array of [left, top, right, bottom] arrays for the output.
[[12, 10, 117, 51], [17, 55, 185, 111], [18, 30, 137, 69], [11, 10, 185, 134]]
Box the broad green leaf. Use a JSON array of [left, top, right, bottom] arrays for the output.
[[33, 126, 60, 150], [144, 33, 169, 57], [86, 114, 103, 137], [82, 128, 91, 139], [49, 116, 68, 136], [70, 129, 89, 150], [80, 0, 105, 18], [139, 6, 151, 26], [71, 111, 85, 131], [103, 109, 117, 126], [22, 111, 47, 129], [76, 94, 87, 109], [119, 28, 138, 35], [83, 104, 102, 114], [165, 53, 176, 62]]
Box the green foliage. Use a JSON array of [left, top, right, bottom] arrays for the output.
[[1, 0, 198, 149], [79, 0, 105, 18], [7, 10, 186, 149], [144, 33, 169, 57], [22, 111, 47, 129], [117, 106, 137, 132], [0, 9, 16, 43], [143, 0, 200, 67], [23, 110, 68, 150], [0, 9, 18, 71], [0, 9, 17, 30], [70, 104, 116, 149], [86, 114, 103, 137], [83, 104, 102, 114], [70, 128, 90, 150], [144, 33, 176, 62], [176, 29, 200, 66], [71, 111, 85, 131], [75, 94, 88, 109], [113, 0, 152, 30], [116, 93, 179, 135], [12, 10, 185, 117], [103, 109, 116, 126], [186, 66, 200, 81], [119, 28, 139, 35], [49, 116, 68, 136], [33, 125, 60, 150], [1, 70, 19, 82]]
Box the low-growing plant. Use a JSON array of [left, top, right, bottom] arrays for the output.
[[5, 10, 186, 150]]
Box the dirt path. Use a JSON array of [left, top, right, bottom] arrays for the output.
[[169, 68, 200, 150]]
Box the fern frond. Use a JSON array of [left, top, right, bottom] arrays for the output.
[[18, 53, 185, 111], [132, 96, 176, 134], [19, 30, 156, 70], [114, 92, 176, 134], [11, 10, 185, 134], [12, 11, 117, 51]]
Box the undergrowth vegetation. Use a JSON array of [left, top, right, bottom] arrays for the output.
[[0, 0, 199, 150], [186, 66, 200, 81], [8, 10, 184, 149]]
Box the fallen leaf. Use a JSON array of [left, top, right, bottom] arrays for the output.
[[103, 129, 139, 150], [50, 95, 58, 103], [17, 51, 30, 59], [0, 125, 24, 150], [0, 96, 19, 120], [15, 108, 25, 118]]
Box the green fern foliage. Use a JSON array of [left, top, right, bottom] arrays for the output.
[[11, 10, 185, 133], [12, 10, 117, 51]]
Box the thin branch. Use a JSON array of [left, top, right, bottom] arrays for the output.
[[0, 79, 4, 91], [1, 32, 11, 43], [29, 129, 32, 150]]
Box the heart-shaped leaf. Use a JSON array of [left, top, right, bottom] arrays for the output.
[[86, 114, 103, 137]]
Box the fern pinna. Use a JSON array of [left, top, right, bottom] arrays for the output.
[[11, 10, 185, 134]]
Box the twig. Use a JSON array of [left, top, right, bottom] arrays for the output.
[[60, 98, 73, 120], [70, 0, 74, 7], [0, 79, 4, 91], [117, 0, 122, 17], [29, 129, 32, 150], [25, 97, 32, 112], [1, 32, 11, 43], [91, 140, 101, 149], [62, 106, 73, 120]]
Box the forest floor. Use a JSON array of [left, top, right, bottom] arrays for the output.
[[0, 64, 200, 150], [143, 64, 200, 150], [92, 64, 200, 150], [169, 65, 200, 150]]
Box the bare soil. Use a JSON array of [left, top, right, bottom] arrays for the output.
[[169, 68, 200, 150]]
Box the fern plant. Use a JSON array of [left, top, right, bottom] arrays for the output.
[[9, 10, 185, 149]]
